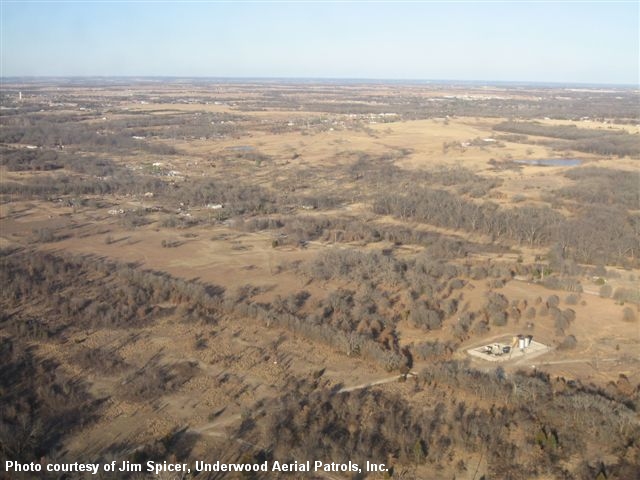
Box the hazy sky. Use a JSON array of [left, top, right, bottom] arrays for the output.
[[1, 1, 638, 84]]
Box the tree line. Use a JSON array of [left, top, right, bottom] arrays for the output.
[[373, 186, 639, 266], [234, 361, 639, 480], [494, 121, 640, 157]]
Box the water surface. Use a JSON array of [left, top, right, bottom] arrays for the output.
[[515, 158, 582, 166]]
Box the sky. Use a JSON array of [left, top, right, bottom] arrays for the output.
[[1, 1, 638, 85]]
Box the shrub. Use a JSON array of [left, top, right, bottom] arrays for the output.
[[441, 298, 459, 317], [194, 334, 208, 350], [452, 312, 474, 340], [409, 303, 444, 331], [565, 293, 580, 305], [622, 307, 637, 322], [491, 311, 508, 326], [413, 340, 455, 360], [558, 335, 577, 350], [544, 277, 583, 292], [549, 306, 562, 321], [613, 287, 640, 304], [554, 310, 571, 333], [161, 239, 181, 248], [542, 277, 562, 290], [486, 292, 509, 310], [599, 284, 612, 298], [73, 346, 127, 374], [472, 320, 489, 335], [471, 266, 488, 280], [32, 227, 56, 243], [562, 308, 576, 323]]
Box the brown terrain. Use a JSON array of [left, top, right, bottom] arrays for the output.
[[1, 80, 639, 479]]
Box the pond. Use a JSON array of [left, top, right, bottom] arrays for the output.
[[515, 158, 582, 166], [226, 145, 254, 152]]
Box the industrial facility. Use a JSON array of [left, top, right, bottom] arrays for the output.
[[467, 335, 550, 363]]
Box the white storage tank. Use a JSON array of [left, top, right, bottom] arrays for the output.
[[518, 335, 526, 350]]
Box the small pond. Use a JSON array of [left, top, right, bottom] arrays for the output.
[[515, 158, 582, 166], [226, 145, 255, 152]]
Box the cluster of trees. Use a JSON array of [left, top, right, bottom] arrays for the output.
[[282, 243, 598, 349], [0, 248, 209, 476], [0, 169, 166, 200], [1, 113, 177, 155], [447, 292, 543, 337], [494, 121, 640, 156], [166, 178, 278, 217], [373, 185, 639, 266], [73, 345, 128, 375], [374, 186, 563, 246], [413, 339, 458, 360], [236, 362, 640, 479], [299, 248, 471, 293], [0, 157, 288, 224], [0, 249, 225, 334], [304, 248, 412, 285], [550, 205, 638, 267], [1, 147, 65, 172], [346, 154, 502, 200], [289, 248, 514, 348], [244, 214, 485, 259], [240, 86, 638, 122], [109, 110, 248, 141], [1, 146, 120, 177], [495, 120, 626, 141], [227, 290, 407, 371], [121, 357, 199, 402], [0, 336, 100, 471], [557, 167, 639, 210], [1, 248, 410, 372], [8, 106, 635, 269]]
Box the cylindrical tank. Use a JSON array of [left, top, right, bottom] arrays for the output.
[[525, 335, 533, 347], [518, 337, 526, 349]]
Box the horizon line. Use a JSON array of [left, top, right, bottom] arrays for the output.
[[1, 75, 638, 88]]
